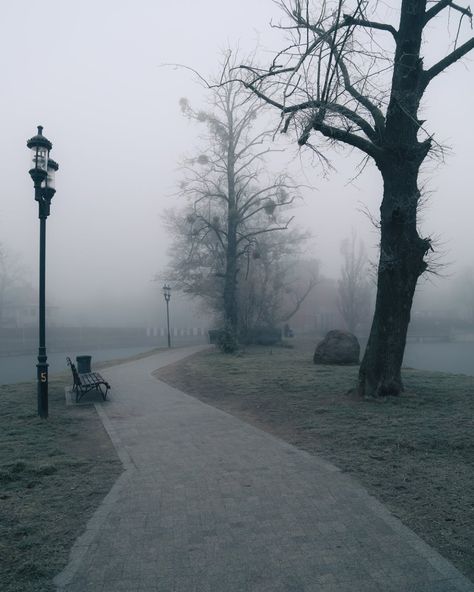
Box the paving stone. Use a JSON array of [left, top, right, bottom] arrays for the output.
[[54, 346, 474, 592]]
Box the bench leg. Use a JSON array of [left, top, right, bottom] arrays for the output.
[[97, 383, 108, 401]]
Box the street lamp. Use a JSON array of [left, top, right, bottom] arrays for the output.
[[27, 126, 59, 419], [162, 284, 172, 348]]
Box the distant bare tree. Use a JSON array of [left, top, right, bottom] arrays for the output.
[[238, 230, 319, 335], [337, 231, 371, 333], [165, 55, 300, 350], [240, 0, 474, 395], [0, 243, 27, 327], [453, 267, 474, 324]]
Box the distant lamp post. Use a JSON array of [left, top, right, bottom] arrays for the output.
[[162, 284, 172, 348], [27, 126, 59, 419]]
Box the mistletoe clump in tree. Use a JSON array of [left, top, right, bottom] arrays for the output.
[[241, 0, 474, 395]]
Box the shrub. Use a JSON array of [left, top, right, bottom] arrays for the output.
[[208, 327, 239, 353], [240, 327, 282, 346]]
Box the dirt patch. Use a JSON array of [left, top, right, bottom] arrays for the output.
[[155, 341, 474, 581], [0, 375, 122, 592]]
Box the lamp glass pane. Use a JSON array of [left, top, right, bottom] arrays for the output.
[[46, 167, 56, 189], [31, 146, 48, 172]]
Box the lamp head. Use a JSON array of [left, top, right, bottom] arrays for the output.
[[27, 125, 53, 183]]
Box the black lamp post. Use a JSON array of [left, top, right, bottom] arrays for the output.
[[162, 284, 172, 348], [27, 126, 59, 419]]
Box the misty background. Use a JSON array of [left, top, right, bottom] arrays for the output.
[[1, 0, 474, 379]]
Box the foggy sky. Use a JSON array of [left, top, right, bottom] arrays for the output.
[[1, 0, 473, 326]]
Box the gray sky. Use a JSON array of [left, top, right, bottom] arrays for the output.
[[1, 0, 473, 325]]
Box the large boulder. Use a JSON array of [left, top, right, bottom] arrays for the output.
[[313, 330, 360, 365]]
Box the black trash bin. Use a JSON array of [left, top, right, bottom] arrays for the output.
[[76, 355, 92, 374]]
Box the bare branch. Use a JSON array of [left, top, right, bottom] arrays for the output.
[[282, 98, 377, 141], [237, 217, 294, 243], [336, 52, 386, 134], [424, 0, 473, 24], [239, 74, 286, 111], [342, 14, 398, 40], [423, 36, 474, 84], [300, 117, 383, 160], [279, 274, 319, 322]]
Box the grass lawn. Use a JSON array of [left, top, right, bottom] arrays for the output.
[[0, 374, 122, 592], [156, 338, 474, 581]]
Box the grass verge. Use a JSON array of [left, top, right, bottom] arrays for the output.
[[0, 374, 122, 592], [156, 339, 474, 581]]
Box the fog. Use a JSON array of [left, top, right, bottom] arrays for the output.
[[1, 0, 473, 331]]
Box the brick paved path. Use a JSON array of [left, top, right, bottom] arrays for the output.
[[55, 347, 474, 592]]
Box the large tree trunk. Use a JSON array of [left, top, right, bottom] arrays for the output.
[[358, 0, 432, 396], [358, 159, 430, 397]]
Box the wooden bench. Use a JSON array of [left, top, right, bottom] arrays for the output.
[[66, 357, 110, 403]]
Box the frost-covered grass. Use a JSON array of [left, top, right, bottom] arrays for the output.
[[0, 375, 121, 592]]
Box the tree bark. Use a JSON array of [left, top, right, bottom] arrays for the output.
[[358, 156, 430, 397], [357, 0, 433, 396], [223, 212, 239, 337]]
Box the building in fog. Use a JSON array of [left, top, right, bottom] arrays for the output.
[[1, 302, 59, 328]]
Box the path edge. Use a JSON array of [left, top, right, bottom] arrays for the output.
[[53, 401, 134, 591]]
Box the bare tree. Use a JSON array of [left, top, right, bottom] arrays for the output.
[[453, 266, 474, 324], [238, 230, 319, 335], [337, 231, 371, 333], [0, 243, 27, 327], [240, 0, 474, 395], [165, 210, 317, 339], [166, 56, 300, 350]]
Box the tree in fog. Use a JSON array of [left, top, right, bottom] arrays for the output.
[[167, 212, 318, 338], [453, 267, 474, 324], [238, 230, 319, 335], [166, 58, 299, 350], [240, 0, 474, 396], [0, 243, 27, 327], [337, 231, 371, 334]]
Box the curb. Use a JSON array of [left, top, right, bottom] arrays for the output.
[[54, 398, 135, 591]]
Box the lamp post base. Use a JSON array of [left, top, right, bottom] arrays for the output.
[[37, 355, 48, 419]]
